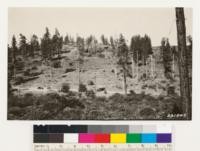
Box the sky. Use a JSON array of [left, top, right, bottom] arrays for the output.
[[8, 7, 192, 46]]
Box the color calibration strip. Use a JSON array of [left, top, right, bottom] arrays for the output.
[[34, 133, 171, 144], [33, 125, 172, 144]]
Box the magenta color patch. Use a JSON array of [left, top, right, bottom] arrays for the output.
[[79, 133, 95, 143]]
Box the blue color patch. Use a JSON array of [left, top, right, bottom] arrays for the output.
[[141, 133, 157, 143]]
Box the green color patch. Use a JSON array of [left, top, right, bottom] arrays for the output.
[[126, 133, 141, 143]]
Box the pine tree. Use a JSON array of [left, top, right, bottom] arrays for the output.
[[9, 36, 18, 79], [30, 34, 40, 57], [41, 27, 51, 59], [86, 35, 93, 53], [86, 35, 93, 46], [52, 28, 62, 58], [58, 36, 63, 57], [8, 44, 14, 95], [110, 36, 115, 49], [76, 36, 85, 56], [64, 34, 70, 45], [69, 36, 75, 45], [117, 34, 129, 95], [130, 34, 152, 80], [140, 35, 153, 67], [11, 35, 17, 62], [19, 34, 27, 57], [130, 35, 141, 63], [101, 35, 109, 45], [161, 38, 173, 79], [130, 35, 141, 80]]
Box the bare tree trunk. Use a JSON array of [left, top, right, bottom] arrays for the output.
[[172, 53, 175, 78], [176, 8, 192, 119], [77, 50, 81, 92], [145, 60, 147, 79], [132, 54, 135, 78], [124, 50, 129, 95], [12, 48, 16, 80], [136, 51, 139, 81], [123, 66, 127, 95], [57, 47, 60, 58], [79, 59, 80, 88], [150, 55, 154, 78], [94, 44, 97, 94]]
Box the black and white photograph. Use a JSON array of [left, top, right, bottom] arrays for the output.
[[7, 7, 192, 120]]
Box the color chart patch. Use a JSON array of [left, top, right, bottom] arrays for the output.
[[33, 125, 173, 151]]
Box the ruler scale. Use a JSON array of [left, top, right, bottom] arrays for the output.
[[34, 144, 172, 151], [33, 125, 173, 151]]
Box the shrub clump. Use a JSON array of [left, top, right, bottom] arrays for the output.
[[15, 76, 24, 85], [94, 96, 107, 102], [52, 61, 61, 68], [139, 107, 156, 119], [61, 83, 70, 93], [32, 66, 38, 70], [87, 80, 94, 85], [65, 68, 75, 73], [167, 86, 176, 95], [86, 90, 95, 98], [79, 83, 87, 92], [109, 93, 124, 103], [24, 69, 31, 76], [8, 93, 35, 108], [98, 53, 105, 58]]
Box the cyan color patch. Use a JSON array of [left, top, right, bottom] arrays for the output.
[[141, 133, 157, 143]]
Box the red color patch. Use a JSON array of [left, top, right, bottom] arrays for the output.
[[94, 134, 110, 143]]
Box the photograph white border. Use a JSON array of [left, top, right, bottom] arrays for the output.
[[1, 0, 200, 150]]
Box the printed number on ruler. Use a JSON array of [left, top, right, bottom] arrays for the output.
[[34, 143, 173, 151]]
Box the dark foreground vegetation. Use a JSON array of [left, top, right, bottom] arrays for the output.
[[8, 85, 183, 120]]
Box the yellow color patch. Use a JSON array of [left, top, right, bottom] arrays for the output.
[[110, 133, 126, 143]]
